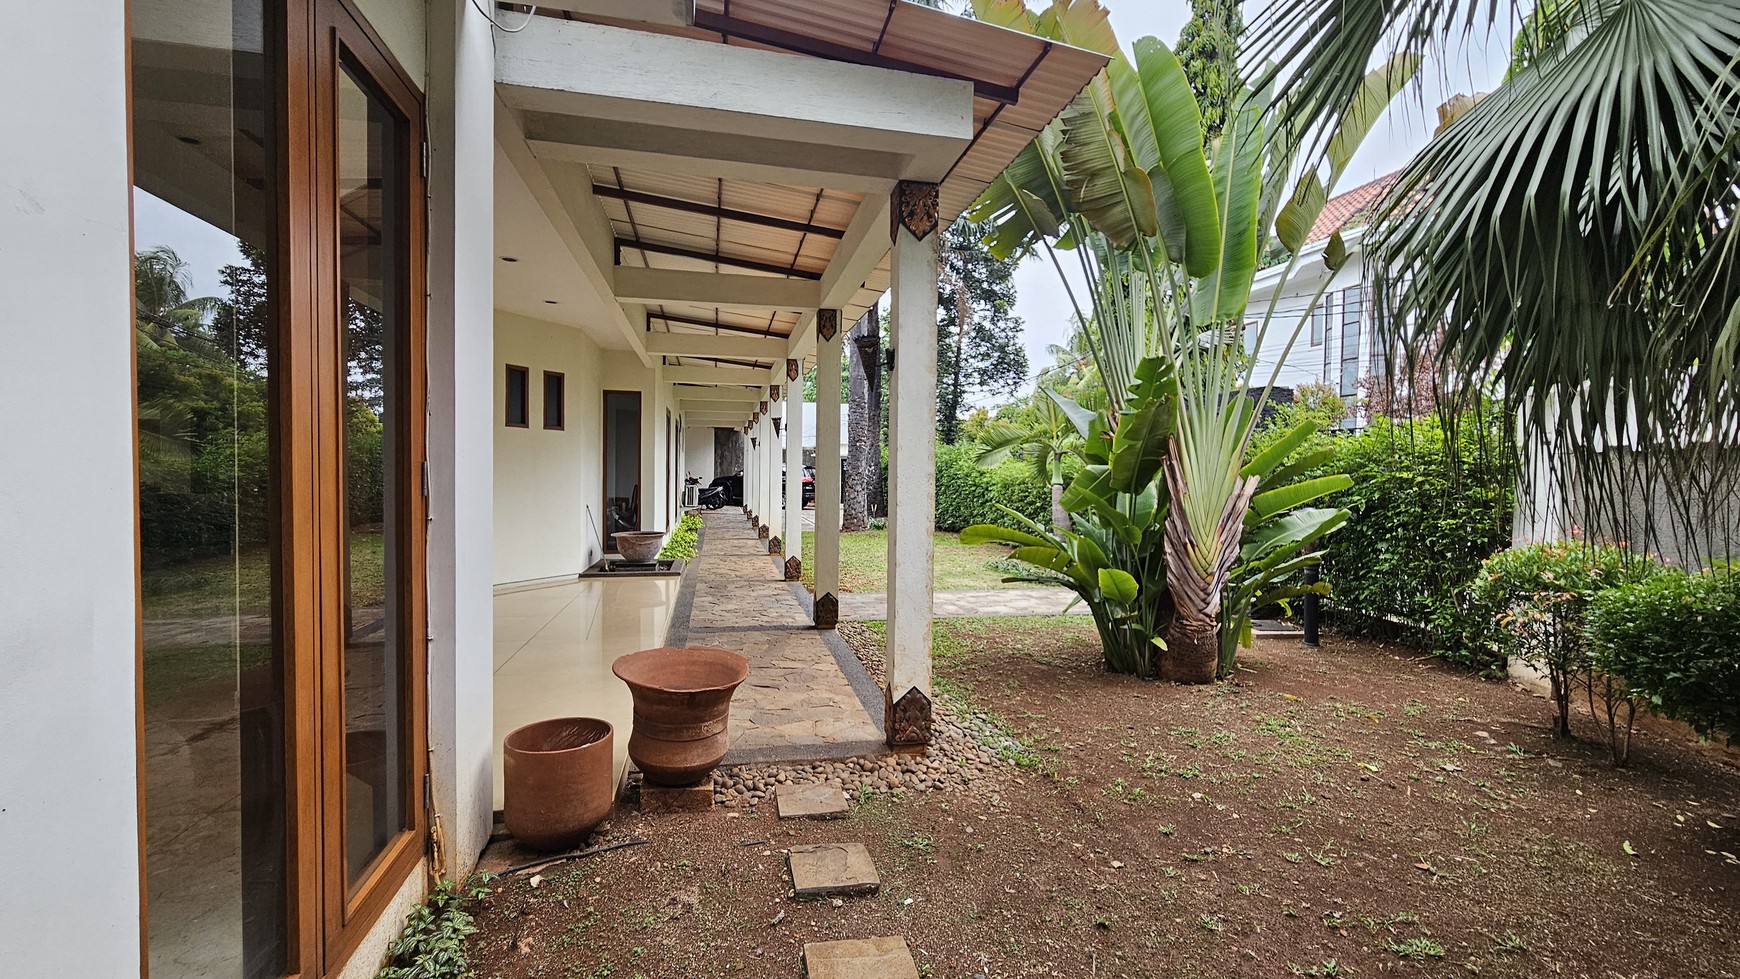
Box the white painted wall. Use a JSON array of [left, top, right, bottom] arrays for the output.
[[684, 426, 717, 484], [354, 0, 426, 84], [423, 0, 496, 902], [495, 311, 607, 583], [0, 1, 143, 973], [1247, 235, 1384, 425]]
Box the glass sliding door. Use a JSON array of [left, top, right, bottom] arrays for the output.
[[604, 391, 643, 549], [132, 0, 427, 974], [132, 0, 288, 975]]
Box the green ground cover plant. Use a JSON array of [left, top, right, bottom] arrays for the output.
[[659, 512, 702, 561]]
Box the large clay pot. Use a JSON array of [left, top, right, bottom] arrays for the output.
[[502, 717, 615, 851], [611, 645, 749, 786], [612, 531, 666, 563]]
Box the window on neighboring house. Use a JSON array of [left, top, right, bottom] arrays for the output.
[[1340, 287, 1364, 396], [1310, 295, 1329, 346], [543, 371, 565, 429], [1243, 318, 1260, 354], [1321, 291, 1337, 383], [506, 364, 529, 427]]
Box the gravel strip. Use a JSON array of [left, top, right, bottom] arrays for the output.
[[710, 622, 1029, 808]]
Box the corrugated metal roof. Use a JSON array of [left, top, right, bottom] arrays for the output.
[[547, 0, 1106, 358]]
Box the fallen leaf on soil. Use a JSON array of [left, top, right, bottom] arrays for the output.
[[1622, 841, 1638, 857], [528, 874, 543, 888]]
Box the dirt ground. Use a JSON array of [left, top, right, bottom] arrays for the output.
[[465, 618, 1740, 979]]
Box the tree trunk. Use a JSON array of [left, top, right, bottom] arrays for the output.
[[1160, 616, 1220, 684], [1050, 482, 1071, 531], [843, 305, 878, 531]]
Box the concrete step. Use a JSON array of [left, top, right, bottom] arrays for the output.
[[788, 842, 879, 898], [775, 782, 850, 820]]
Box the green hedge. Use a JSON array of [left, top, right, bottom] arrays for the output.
[[1318, 413, 1516, 672], [659, 512, 702, 561], [933, 442, 1052, 532], [1588, 566, 1740, 744]]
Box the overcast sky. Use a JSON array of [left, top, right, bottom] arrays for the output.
[[1002, 0, 1524, 398]]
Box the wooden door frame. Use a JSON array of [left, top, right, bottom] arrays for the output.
[[309, 0, 428, 970], [601, 389, 643, 550]]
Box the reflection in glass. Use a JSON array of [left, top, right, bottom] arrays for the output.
[[604, 391, 643, 546], [133, 0, 286, 974], [338, 60, 407, 885]]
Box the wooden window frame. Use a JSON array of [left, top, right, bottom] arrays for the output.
[[505, 364, 530, 428], [543, 370, 566, 430], [601, 389, 642, 552], [130, 0, 429, 976]]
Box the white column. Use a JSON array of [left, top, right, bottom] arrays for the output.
[[813, 311, 844, 627], [761, 389, 779, 545], [425, 0, 496, 877], [0, 2, 139, 971], [744, 416, 757, 523], [885, 182, 939, 747], [782, 364, 804, 579]]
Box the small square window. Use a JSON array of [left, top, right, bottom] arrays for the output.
[[505, 365, 529, 427], [543, 371, 565, 430]]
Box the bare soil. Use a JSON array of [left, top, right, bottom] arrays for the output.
[[465, 619, 1740, 979]]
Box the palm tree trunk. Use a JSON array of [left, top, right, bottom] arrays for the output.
[[844, 307, 877, 531]]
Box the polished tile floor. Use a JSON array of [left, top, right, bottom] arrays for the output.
[[491, 575, 680, 808]]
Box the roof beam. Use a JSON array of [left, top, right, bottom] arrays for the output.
[[645, 332, 788, 359], [650, 311, 782, 338], [534, 0, 694, 27], [672, 386, 760, 403], [614, 267, 820, 310], [789, 185, 894, 360], [662, 365, 767, 385], [616, 237, 822, 280], [692, 10, 1020, 105], [594, 185, 846, 239], [681, 399, 761, 413]]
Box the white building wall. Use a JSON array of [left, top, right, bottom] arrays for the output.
[[494, 311, 609, 583], [1247, 239, 1384, 424], [0, 2, 143, 974], [684, 426, 718, 484], [422, 0, 496, 906]]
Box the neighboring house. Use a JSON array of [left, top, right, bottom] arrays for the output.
[[0, 2, 1106, 976], [1246, 172, 1402, 428]]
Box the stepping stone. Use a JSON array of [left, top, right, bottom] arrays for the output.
[[802, 937, 919, 979], [776, 783, 850, 820], [788, 842, 880, 898]]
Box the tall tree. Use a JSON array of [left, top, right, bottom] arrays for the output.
[[936, 217, 1027, 444], [1176, 0, 1245, 140], [843, 305, 880, 529]]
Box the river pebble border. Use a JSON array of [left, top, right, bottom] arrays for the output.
[[710, 622, 1026, 808]]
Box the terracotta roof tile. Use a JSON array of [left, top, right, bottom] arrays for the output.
[[1306, 170, 1401, 245]]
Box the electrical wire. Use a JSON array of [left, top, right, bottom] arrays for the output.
[[471, 0, 538, 33]]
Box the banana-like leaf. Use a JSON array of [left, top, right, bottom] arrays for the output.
[[1043, 386, 1099, 439], [1113, 37, 1221, 275], [1011, 546, 1072, 573], [962, 523, 1057, 549], [1098, 567, 1139, 604], [1323, 231, 1349, 272], [1249, 474, 1353, 521], [1275, 173, 1326, 254], [969, 0, 1035, 31], [1263, 447, 1339, 489], [1325, 52, 1423, 179], [1060, 464, 1116, 515], [1036, 0, 1122, 57], [1060, 83, 1157, 248], [1108, 397, 1169, 493], [1240, 507, 1350, 563], [1241, 419, 1319, 479], [1190, 91, 1267, 325], [970, 132, 1069, 260]]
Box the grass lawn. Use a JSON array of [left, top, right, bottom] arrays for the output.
[[464, 621, 1740, 979], [798, 527, 1044, 593]]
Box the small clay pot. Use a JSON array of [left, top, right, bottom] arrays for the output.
[[612, 531, 666, 563], [611, 646, 749, 786], [502, 717, 615, 851]]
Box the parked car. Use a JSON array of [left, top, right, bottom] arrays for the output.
[[781, 466, 816, 508]]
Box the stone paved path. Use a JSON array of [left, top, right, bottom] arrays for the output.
[[683, 512, 882, 760], [837, 587, 1085, 622]]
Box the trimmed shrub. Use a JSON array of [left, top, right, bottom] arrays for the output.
[[1588, 566, 1740, 745], [1318, 413, 1516, 672], [1472, 541, 1660, 739], [934, 442, 1053, 532]]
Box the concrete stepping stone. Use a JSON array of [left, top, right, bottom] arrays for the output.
[[802, 937, 919, 979], [776, 782, 850, 820], [788, 842, 880, 898]]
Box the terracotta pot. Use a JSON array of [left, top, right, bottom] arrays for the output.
[[611, 645, 749, 786], [612, 531, 665, 563], [502, 717, 615, 851]]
